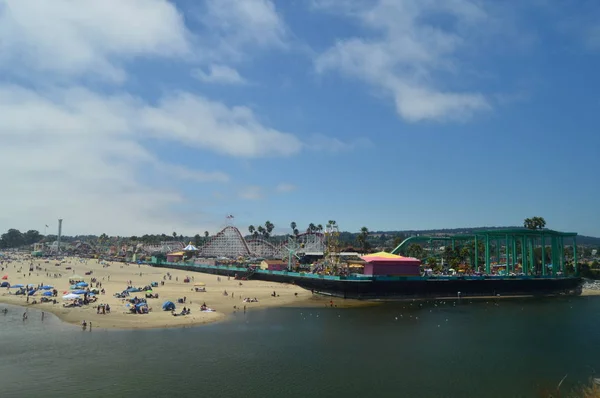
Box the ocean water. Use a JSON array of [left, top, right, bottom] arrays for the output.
[[1, 296, 599, 398]]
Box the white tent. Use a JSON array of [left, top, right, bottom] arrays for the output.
[[183, 243, 198, 251], [62, 293, 81, 300]]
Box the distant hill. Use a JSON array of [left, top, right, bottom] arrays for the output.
[[372, 226, 600, 246]]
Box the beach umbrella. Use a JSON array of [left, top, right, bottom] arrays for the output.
[[62, 293, 80, 300], [11, 284, 24, 288], [76, 282, 88, 287], [28, 290, 37, 296], [40, 285, 53, 290], [42, 291, 53, 297], [1, 275, 7, 280], [0, 281, 9, 287], [72, 289, 87, 294]]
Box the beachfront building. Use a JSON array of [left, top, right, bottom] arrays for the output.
[[260, 259, 288, 271], [360, 252, 421, 276], [166, 251, 184, 263]]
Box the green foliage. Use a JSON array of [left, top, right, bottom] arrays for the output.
[[427, 257, 438, 268], [356, 226, 371, 253], [407, 243, 424, 259], [524, 216, 546, 230], [0, 229, 43, 248]]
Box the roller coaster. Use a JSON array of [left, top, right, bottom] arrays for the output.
[[139, 226, 326, 259]]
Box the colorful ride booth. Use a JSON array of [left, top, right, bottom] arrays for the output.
[[166, 242, 199, 263], [259, 259, 288, 271], [360, 252, 421, 276]]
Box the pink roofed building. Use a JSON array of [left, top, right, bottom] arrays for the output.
[[360, 252, 421, 276]]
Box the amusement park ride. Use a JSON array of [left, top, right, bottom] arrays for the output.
[[136, 224, 326, 260], [324, 220, 341, 270]]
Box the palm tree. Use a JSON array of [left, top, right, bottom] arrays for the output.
[[172, 231, 177, 240], [317, 224, 323, 233], [357, 226, 370, 253], [290, 221, 297, 233], [308, 223, 316, 233], [248, 225, 255, 237], [265, 221, 274, 236], [257, 225, 266, 238], [204, 231, 209, 238]]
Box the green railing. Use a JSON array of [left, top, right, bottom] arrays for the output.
[[147, 261, 578, 282]]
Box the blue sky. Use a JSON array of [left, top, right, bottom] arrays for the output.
[[1, 0, 599, 237]]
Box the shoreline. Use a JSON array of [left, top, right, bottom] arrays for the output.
[[0, 296, 320, 331], [0, 256, 318, 330], [1, 255, 591, 331]]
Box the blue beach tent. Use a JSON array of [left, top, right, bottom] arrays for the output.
[[40, 285, 53, 290], [42, 291, 53, 297], [76, 282, 88, 287], [1, 281, 9, 287], [72, 289, 87, 294], [162, 301, 175, 311]]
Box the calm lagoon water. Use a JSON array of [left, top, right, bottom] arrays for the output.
[[1, 296, 600, 398]]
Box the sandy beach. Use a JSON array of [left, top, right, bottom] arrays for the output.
[[581, 288, 600, 296], [0, 255, 313, 329]]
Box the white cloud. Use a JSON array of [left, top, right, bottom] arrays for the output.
[[313, 0, 492, 122], [0, 84, 303, 235], [192, 65, 248, 85], [275, 183, 297, 193], [200, 0, 287, 59], [0, 0, 191, 83], [0, 0, 361, 236], [158, 163, 230, 183], [306, 135, 373, 152], [239, 186, 264, 200], [139, 92, 303, 157]]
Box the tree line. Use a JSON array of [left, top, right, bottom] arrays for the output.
[[0, 229, 43, 249]]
